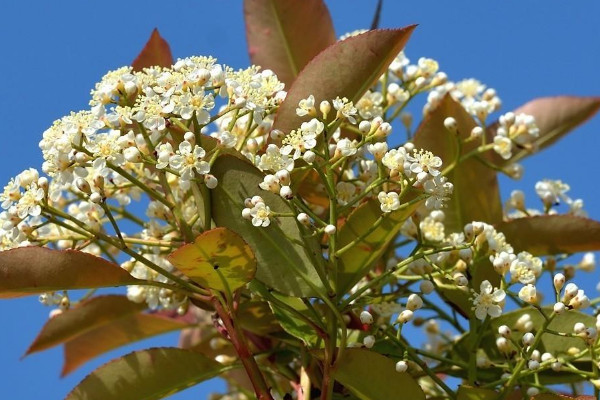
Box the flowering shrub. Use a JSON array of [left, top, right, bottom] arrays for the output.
[[1, 1, 600, 399]]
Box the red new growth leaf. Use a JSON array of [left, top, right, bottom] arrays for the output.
[[273, 26, 416, 134], [132, 28, 173, 71], [0, 247, 140, 298], [244, 0, 336, 87]]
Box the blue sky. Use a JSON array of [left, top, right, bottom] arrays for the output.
[[0, 1, 598, 398]]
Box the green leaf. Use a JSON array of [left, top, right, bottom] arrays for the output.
[[62, 312, 188, 376], [0, 247, 140, 298], [273, 26, 416, 133], [337, 197, 423, 295], [132, 28, 173, 71], [332, 348, 425, 400], [413, 94, 503, 233], [244, 0, 336, 87], [489, 96, 600, 166], [457, 386, 499, 400], [168, 228, 257, 293], [210, 154, 326, 297], [237, 301, 281, 335], [497, 215, 600, 256], [25, 295, 144, 355], [268, 292, 320, 346], [65, 348, 224, 400]]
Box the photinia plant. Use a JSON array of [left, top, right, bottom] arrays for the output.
[[1, 1, 600, 399]]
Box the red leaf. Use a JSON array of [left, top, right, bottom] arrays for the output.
[[0, 247, 140, 298], [244, 0, 336, 87], [132, 28, 173, 71], [273, 27, 416, 134]]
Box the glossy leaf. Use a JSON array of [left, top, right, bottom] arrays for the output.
[[273, 26, 416, 133], [62, 312, 188, 376], [244, 0, 335, 86], [268, 292, 320, 346], [0, 247, 140, 298], [168, 228, 256, 293], [337, 197, 423, 294], [237, 301, 281, 335], [132, 28, 173, 71], [497, 215, 600, 256], [333, 348, 425, 400], [210, 154, 326, 297], [413, 94, 503, 233], [65, 348, 224, 400], [489, 96, 600, 165], [26, 295, 144, 355]]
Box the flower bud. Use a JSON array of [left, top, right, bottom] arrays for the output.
[[270, 129, 284, 140], [443, 117, 457, 133], [419, 280, 434, 295], [528, 360, 540, 370], [89, 192, 103, 204], [124, 147, 142, 163], [406, 294, 423, 311], [359, 120, 371, 134], [297, 213, 310, 226], [496, 337, 511, 353], [553, 302, 566, 314], [498, 325, 511, 338], [360, 311, 374, 325], [303, 150, 316, 164], [75, 178, 91, 194], [397, 309, 413, 324], [363, 335, 375, 348], [470, 126, 483, 139], [324, 224, 337, 235], [574, 322, 586, 335], [551, 361, 562, 371], [522, 332, 535, 346], [526, 387, 539, 397], [395, 361, 408, 373], [204, 174, 218, 189], [320, 100, 331, 118], [553, 273, 565, 292], [279, 185, 293, 199], [275, 170, 291, 186], [184, 131, 195, 143]]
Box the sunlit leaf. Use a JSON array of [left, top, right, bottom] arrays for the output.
[[333, 348, 425, 400], [210, 154, 326, 297], [25, 295, 143, 355], [62, 312, 188, 376], [337, 197, 423, 295], [488, 96, 600, 165], [268, 292, 320, 346], [65, 348, 225, 400], [498, 215, 600, 256], [413, 94, 503, 232], [0, 247, 140, 298], [244, 0, 335, 86], [273, 26, 416, 133], [237, 301, 281, 335], [132, 28, 173, 71], [168, 228, 257, 293]]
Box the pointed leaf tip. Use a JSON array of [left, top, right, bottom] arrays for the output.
[[132, 28, 173, 71], [273, 26, 416, 134]]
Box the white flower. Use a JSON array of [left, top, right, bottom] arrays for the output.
[[249, 201, 271, 227], [378, 191, 400, 213], [491, 251, 516, 275], [510, 252, 542, 285], [493, 136, 512, 160], [173, 87, 214, 122], [406, 150, 442, 181], [155, 142, 175, 169], [332, 97, 357, 124], [367, 142, 388, 160], [472, 280, 505, 321], [423, 176, 453, 209], [281, 119, 322, 159], [335, 138, 358, 157], [336, 182, 356, 206], [535, 179, 570, 207], [356, 90, 383, 119], [420, 216, 445, 242], [258, 144, 294, 172], [518, 284, 537, 303], [211, 130, 237, 148], [169, 141, 210, 180], [296, 95, 315, 117], [382, 148, 407, 175]]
